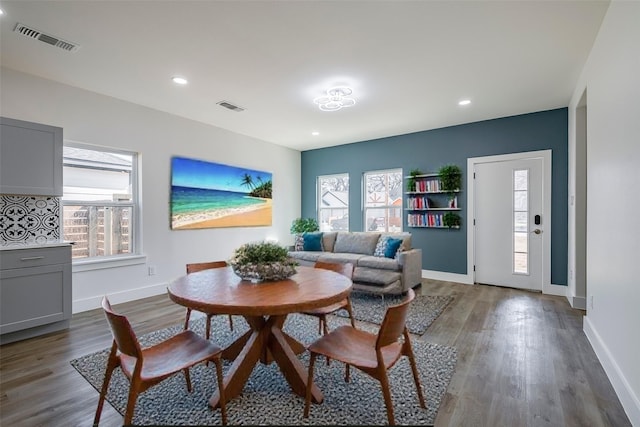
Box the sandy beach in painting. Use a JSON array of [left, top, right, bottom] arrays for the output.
[[172, 198, 272, 229]]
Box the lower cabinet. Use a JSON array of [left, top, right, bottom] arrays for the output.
[[0, 245, 72, 344]]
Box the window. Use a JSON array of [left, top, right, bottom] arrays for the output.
[[62, 143, 138, 260], [513, 169, 528, 274], [317, 174, 349, 232], [364, 169, 403, 232]]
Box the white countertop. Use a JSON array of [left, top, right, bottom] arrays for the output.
[[0, 241, 73, 251]]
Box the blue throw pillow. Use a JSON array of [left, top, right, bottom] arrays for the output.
[[303, 232, 324, 251], [384, 237, 403, 258]]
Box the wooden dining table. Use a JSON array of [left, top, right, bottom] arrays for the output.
[[167, 265, 353, 409]]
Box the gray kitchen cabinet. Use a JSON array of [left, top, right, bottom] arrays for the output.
[[0, 244, 72, 344], [0, 117, 63, 196]]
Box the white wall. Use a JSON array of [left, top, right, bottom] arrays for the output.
[[569, 1, 640, 424], [0, 68, 302, 312]]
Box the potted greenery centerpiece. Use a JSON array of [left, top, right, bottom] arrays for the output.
[[438, 164, 462, 199], [229, 241, 298, 282]]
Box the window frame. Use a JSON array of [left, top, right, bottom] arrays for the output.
[[363, 168, 403, 233], [317, 173, 350, 232], [62, 141, 141, 265]]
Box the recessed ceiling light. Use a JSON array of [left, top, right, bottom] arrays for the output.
[[0, 9, 4, 15], [172, 76, 188, 85], [458, 99, 471, 106], [311, 131, 320, 136]]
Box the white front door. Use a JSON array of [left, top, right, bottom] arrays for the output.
[[474, 156, 545, 290]]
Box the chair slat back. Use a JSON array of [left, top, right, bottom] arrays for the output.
[[101, 296, 143, 358], [376, 288, 415, 349], [314, 261, 354, 279], [186, 260, 228, 274]]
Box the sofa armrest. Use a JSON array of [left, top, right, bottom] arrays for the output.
[[397, 248, 422, 291]]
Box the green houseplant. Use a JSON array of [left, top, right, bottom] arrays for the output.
[[442, 211, 461, 229], [406, 168, 423, 192], [229, 241, 297, 282], [290, 217, 319, 234], [438, 164, 462, 198]]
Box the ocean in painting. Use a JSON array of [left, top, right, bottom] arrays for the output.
[[171, 186, 267, 228]]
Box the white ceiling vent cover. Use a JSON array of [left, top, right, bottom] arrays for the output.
[[14, 23, 80, 52], [216, 101, 245, 112]]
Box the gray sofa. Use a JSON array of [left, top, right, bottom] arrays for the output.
[[288, 231, 422, 295]]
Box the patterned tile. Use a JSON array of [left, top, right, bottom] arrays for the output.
[[0, 195, 60, 245]]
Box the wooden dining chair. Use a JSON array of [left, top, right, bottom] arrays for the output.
[[184, 261, 234, 339], [303, 288, 425, 425], [94, 296, 227, 426], [302, 261, 356, 336]]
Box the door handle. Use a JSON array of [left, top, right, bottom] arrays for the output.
[[531, 229, 542, 235]]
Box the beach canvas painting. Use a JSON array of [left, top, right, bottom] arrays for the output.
[[170, 156, 273, 229]]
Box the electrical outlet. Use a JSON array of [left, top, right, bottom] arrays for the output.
[[148, 265, 156, 276]]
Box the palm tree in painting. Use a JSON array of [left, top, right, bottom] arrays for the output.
[[240, 173, 255, 192]]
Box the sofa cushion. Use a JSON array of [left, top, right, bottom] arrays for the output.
[[379, 232, 412, 252], [357, 255, 400, 271], [288, 251, 324, 263], [353, 267, 402, 287], [317, 253, 365, 265], [302, 232, 324, 251], [294, 234, 305, 251], [373, 235, 403, 258], [322, 232, 338, 253], [333, 232, 380, 255]]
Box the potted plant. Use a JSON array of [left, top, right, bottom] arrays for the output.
[[438, 164, 462, 198], [229, 241, 298, 282], [442, 212, 461, 229], [406, 168, 423, 192], [290, 217, 319, 235]]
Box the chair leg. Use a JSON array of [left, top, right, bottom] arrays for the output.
[[404, 332, 426, 408], [93, 342, 119, 427], [320, 315, 331, 366], [212, 356, 228, 425], [345, 364, 350, 383], [345, 297, 356, 328], [303, 352, 317, 418], [227, 314, 234, 331], [183, 308, 192, 330], [378, 368, 396, 425], [182, 368, 193, 392], [124, 377, 141, 425], [205, 314, 213, 340]]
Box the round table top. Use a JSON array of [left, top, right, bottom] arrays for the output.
[[167, 265, 352, 317]]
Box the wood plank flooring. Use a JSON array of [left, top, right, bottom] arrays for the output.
[[0, 281, 631, 426]]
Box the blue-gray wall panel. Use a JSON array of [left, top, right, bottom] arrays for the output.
[[301, 108, 568, 285]]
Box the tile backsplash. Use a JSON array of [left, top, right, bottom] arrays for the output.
[[0, 195, 61, 246]]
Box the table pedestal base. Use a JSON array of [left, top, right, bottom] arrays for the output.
[[208, 314, 323, 408]]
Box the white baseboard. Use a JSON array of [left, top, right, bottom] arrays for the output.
[[570, 295, 587, 310], [543, 283, 568, 297], [584, 316, 640, 426], [422, 269, 473, 285], [72, 282, 168, 313]]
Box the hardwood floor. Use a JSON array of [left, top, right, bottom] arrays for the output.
[[0, 281, 631, 426]]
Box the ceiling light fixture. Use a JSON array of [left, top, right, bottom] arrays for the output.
[[311, 131, 320, 136], [458, 99, 471, 106], [314, 87, 356, 112], [172, 76, 188, 85]]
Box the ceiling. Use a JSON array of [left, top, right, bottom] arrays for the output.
[[0, 1, 609, 151]]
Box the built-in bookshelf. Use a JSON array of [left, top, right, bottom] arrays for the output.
[[405, 173, 461, 229]]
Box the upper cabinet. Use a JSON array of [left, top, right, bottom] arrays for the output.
[[0, 117, 63, 196]]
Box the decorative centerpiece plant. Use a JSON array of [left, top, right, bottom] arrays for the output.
[[442, 211, 461, 229], [407, 168, 423, 192], [229, 241, 298, 282], [438, 164, 462, 199]]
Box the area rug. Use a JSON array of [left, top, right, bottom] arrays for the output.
[[71, 314, 456, 426], [332, 292, 453, 335]]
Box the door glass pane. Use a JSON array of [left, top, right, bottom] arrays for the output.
[[513, 169, 528, 274]]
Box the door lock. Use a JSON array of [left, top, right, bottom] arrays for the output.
[[531, 228, 542, 235]]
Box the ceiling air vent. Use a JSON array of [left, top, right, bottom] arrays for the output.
[[14, 23, 80, 52], [216, 101, 245, 112]]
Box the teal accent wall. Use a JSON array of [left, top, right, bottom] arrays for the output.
[[301, 108, 568, 285]]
